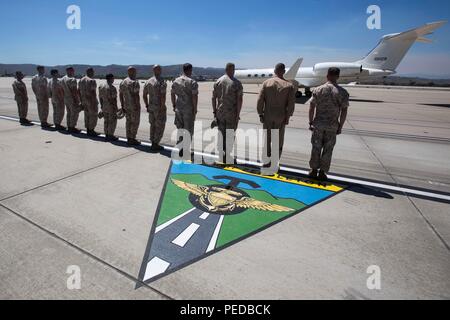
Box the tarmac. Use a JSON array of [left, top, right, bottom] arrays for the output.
[[0, 77, 449, 299]]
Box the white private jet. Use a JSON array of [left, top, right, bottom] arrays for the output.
[[235, 21, 447, 97]]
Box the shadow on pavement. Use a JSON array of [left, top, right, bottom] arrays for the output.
[[349, 98, 384, 103], [346, 184, 394, 199], [16, 118, 446, 204]]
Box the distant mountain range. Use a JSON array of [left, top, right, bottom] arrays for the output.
[[1, 63, 449, 87], [0, 63, 225, 80], [358, 76, 450, 87]]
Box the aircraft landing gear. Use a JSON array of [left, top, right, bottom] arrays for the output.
[[305, 88, 312, 98]]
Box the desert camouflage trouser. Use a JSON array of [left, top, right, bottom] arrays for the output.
[[84, 102, 99, 131], [175, 109, 195, 151], [125, 108, 140, 139], [149, 107, 167, 144], [103, 112, 117, 136], [217, 114, 238, 162], [52, 100, 65, 125], [262, 121, 286, 164], [174, 109, 195, 137], [309, 128, 337, 173], [65, 100, 80, 129], [36, 97, 49, 123], [16, 100, 28, 119]]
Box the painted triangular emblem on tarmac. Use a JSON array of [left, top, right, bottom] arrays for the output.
[[138, 161, 346, 284]]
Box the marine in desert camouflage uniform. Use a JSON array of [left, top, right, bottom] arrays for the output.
[[308, 67, 349, 181], [143, 65, 167, 151], [31, 66, 51, 128], [257, 63, 296, 169], [212, 62, 243, 163], [99, 73, 119, 141], [48, 69, 66, 130], [171, 63, 198, 156], [79, 68, 99, 136], [61, 66, 82, 134], [12, 71, 32, 125], [119, 66, 141, 145]]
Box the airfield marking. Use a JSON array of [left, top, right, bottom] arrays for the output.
[[280, 165, 450, 202], [172, 223, 200, 247], [1, 115, 449, 203], [207, 215, 224, 253], [199, 212, 210, 220], [155, 207, 196, 233], [144, 257, 170, 281], [144, 207, 222, 281]]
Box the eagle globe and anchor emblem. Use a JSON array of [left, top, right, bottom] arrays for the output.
[[138, 162, 343, 285], [171, 175, 294, 215]]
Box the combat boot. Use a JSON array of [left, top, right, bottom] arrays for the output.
[[318, 170, 328, 181], [127, 138, 141, 146], [68, 127, 81, 134], [87, 129, 99, 137], [308, 169, 318, 179], [106, 135, 119, 141], [20, 118, 33, 125], [150, 143, 164, 151]]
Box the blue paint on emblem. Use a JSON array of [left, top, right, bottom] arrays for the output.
[[171, 162, 332, 205]]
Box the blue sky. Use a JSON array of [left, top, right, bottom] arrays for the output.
[[0, 0, 449, 77]]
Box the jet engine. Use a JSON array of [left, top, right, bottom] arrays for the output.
[[313, 62, 364, 77]]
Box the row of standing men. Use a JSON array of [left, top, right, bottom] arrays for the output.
[[12, 64, 169, 148], [12, 63, 349, 180]]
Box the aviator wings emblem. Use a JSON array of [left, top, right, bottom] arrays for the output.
[[171, 178, 294, 214]]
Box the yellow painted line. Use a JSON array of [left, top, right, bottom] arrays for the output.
[[224, 166, 343, 192]]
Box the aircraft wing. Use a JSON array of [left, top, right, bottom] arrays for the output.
[[285, 58, 303, 80]]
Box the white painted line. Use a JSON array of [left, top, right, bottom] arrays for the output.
[[172, 223, 200, 247], [206, 215, 224, 253], [199, 212, 210, 220], [155, 207, 196, 233], [143, 256, 170, 281], [279, 165, 450, 202], [0, 115, 23, 122], [1, 115, 449, 202]]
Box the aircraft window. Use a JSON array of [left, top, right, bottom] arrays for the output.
[[247, 74, 251, 77], [262, 74, 266, 77], [254, 74, 258, 77], [269, 74, 273, 77]]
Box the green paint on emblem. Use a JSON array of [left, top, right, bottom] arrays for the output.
[[216, 189, 306, 248], [139, 161, 346, 285], [156, 172, 306, 248], [157, 174, 225, 225]]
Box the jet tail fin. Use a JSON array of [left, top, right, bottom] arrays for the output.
[[285, 58, 303, 80], [417, 37, 433, 44], [357, 21, 446, 71]]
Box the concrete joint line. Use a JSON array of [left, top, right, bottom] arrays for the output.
[[349, 120, 450, 252], [0, 202, 174, 300], [0, 151, 141, 202]]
